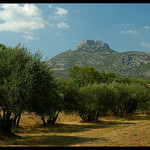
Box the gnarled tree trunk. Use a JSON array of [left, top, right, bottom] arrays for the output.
[[0, 111, 16, 139], [41, 115, 46, 125], [47, 111, 61, 125], [13, 111, 22, 128]]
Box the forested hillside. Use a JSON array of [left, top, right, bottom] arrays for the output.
[[47, 39, 150, 80]]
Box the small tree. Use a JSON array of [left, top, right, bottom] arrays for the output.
[[77, 84, 99, 121], [111, 82, 150, 117], [76, 83, 118, 122]]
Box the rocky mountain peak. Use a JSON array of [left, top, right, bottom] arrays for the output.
[[75, 39, 110, 50], [48, 39, 150, 80]]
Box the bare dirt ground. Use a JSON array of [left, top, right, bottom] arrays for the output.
[[0, 112, 150, 147]]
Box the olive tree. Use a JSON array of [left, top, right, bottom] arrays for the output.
[[76, 83, 118, 121], [0, 43, 61, 138], [0, 44, 33, 136], [111, 82, 150, 117], [26, 52, 62, 126]]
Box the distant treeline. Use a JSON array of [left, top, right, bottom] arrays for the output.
[[0, 44, 150, 138]]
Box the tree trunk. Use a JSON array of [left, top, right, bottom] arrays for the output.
[[96, 111, 99, 121], [114, 108, 119, 116], [52, 111, 60, 125], [41, 115, 46, 125], [2, 107, 6, 119], [0, 111, 16, 139], [47, 111, 61, 125], [16, 112, 21, 128], [13, 114, 18, 127]]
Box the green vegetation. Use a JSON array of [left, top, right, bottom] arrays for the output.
[[69, 65, 116, 86], [47, 46, 150, 80], [61, 65, 150, 121], [0, 43, 61, 138], [0, 43, 150, 140]]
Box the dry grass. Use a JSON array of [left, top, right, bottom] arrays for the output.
[[0, 112, 150, 147]]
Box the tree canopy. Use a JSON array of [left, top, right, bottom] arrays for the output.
[[69, 65, 116, 87], [0, 43, 61, 137]]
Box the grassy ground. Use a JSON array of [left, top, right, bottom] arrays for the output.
[[0, 112, 150, 147]]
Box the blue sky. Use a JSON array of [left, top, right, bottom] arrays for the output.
[[0, 3, 150, 60]]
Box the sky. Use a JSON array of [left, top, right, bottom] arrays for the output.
[[0, 3, 150, 60]]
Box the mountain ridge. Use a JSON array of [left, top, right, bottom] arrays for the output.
[[47, 39, 150, 80]]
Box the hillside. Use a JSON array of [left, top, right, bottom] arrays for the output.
[[47, 39, 150, 80]]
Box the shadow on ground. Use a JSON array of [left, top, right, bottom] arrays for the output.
[[125, 115, 150, 121], [43, 120, 135, 133], [13, 119, 135, 135], [11, 135, 106, 146], [3, 119, 138, 146]]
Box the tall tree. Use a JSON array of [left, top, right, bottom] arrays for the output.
[[0, 44, 33, 136], [0, 43, 61, 138]]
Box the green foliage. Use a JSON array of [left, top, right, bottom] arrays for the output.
[[77, 83, 119, 121], [0, 43, 33, 114], [69, 65, 116, 87], [110, 82, 150, 116], [60, 78, 79, 113], [115, 76, 149, 87], [0, 43, 62, 132], [26, 52, 62, 125], [61, 78, 150, 121], [0, 43, 36, 134], [69, 65, 101, 86], [77, 84, 103, 121], [99, 70, 116, 83], [64, 65, 150, 121]]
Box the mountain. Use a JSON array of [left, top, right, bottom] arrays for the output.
[[47, 39, 150, 80]]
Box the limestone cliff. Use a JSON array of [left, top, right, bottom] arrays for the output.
[[75, 39, 110, 50]]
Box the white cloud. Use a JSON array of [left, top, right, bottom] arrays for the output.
[[120, 30, 137, 34], [49, 5, 53, 9], [49, 6, 69, 29], [22, 34, 40, 40], [55, 7, 68, 16], [0, 4, 46, 34], [144, 26, 150, 30], [141, 41, 150, 49], [0, 4, 70, 40], [56, 22, 69, 29], [51, 7, 68, 21]]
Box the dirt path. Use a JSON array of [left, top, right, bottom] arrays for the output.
[[0, 113, 150, 147], [70, 120, 150, 146]]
